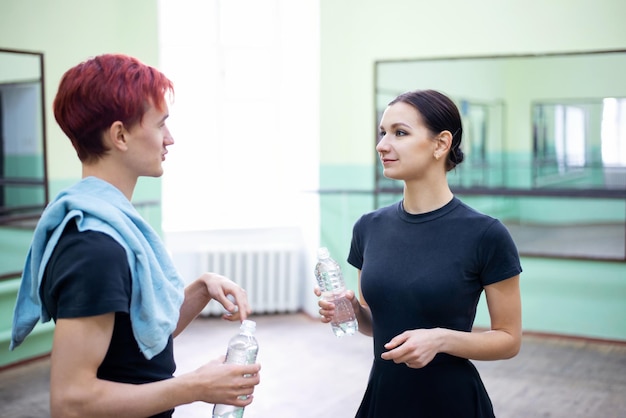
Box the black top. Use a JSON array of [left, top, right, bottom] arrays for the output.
[[348, 197, 522, 417], [41, 221, 176, 418]]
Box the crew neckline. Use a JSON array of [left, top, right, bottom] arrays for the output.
[[396, 196, 460, 224]]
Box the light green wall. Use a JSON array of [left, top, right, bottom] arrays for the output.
[[319, 0, 626, 341], [0, 0, 163, 227], [0, 0, 161, 367], [320, 0, 626, 167], [0, 0, 161, 191]]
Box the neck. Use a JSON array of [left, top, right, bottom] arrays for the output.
[[402, 178, 453, 214], [82, 163, 137, 201]]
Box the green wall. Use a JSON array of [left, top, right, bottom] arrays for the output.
[[319, 0, 626, 341]]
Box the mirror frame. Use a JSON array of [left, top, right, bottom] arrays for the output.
[[0, 48, 48, 225], [374, 50, 626, 261]]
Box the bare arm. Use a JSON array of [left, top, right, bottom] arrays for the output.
[[174, 272, 251, 337], [50, 313, 260, 418], [381, 275, 522, 367]]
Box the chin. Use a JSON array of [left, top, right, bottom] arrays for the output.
[[146, 169, 164, 178], [382, 170, 401, 180]]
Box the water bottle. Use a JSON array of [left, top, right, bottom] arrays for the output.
[[314, 247, 358, 337], [212, 320, 259, 418]]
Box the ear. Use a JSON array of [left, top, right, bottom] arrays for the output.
[[433, 130, 452, 160], [106, 121, 128, 151]]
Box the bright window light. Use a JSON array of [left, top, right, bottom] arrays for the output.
[[601, 98, 626, 166], [158, 0, 320, 232], [554, 105, 586, 170]]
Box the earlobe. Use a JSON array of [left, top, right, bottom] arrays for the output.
[[433, 132, 452, 162]]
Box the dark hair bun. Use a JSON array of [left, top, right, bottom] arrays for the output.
[[452, 147, 464, 165]]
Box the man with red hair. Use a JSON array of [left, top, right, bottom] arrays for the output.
[[11, 54, 261, 418]]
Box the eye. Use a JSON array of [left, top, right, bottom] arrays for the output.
[[378, 130, 386, 140], [393, 129, 408, 137]]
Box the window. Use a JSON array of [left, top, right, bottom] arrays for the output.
[[602, 98, 626, 166], [532, 99, 626, 189], [159, 0, 319, 232], [554, 104, 586, 170]]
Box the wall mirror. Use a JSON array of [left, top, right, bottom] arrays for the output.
[[0, 48, 47, 225], [375, 50, 626, 261]]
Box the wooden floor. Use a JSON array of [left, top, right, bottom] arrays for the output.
[[2, 313, 626, 418]]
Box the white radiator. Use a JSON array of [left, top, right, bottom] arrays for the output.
[[197, 249, 302, 316], [167, 228, 307, 316]]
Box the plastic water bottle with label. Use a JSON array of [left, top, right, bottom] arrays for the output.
[[314, 247, 358, 337], [212, 320, 259, 418]]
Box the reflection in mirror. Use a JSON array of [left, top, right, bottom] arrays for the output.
[[533, 98, 626, 189], [0, 49, 47, 225], [451, 99, 505, 189], [375, 51, 626, 260]]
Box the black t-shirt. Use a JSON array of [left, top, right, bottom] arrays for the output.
[[348, 197, 522, 417], [41, 221, 176, 417], [350, 197, 522, 359]]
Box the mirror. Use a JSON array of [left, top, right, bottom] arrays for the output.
[[0, 48, 47, 225], [533, 97, 626, 189], [375, 50, 626, 260]]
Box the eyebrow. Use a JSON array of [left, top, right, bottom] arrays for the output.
[[379, 122, 412, 130]]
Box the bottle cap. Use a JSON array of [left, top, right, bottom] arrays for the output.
[[317, 247, 330, 259], [241, 319, 256, 331]]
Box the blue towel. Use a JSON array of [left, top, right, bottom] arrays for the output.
[[10, 176, 185, 359]]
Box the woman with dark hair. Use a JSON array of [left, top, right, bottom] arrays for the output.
[[316, 89, 522, 417]]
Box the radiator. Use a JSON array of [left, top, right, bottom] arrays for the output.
[[174, 249, 303, 316]]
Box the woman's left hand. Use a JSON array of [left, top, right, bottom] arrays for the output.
[[380, 328, 443, 368]]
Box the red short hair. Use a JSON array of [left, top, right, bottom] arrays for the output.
[[53, 53, 174, 162]]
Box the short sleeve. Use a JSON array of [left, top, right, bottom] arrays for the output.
[[348, 216, 365, 270], [42, 228, 132, 320], [478, 219, 522, 286]]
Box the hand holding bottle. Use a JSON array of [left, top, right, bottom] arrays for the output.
[[213, 320, 260, 418], [315, 287, 358, 320], [191, 359, 261, 407], [314, 247, 358, 337]]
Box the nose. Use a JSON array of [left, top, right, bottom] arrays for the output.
[[164, 125, 174, 145], [376, 134, 388, 153]]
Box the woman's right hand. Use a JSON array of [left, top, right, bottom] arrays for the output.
[[314, 286, 333, 323], [314, 287, 358, 324]]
